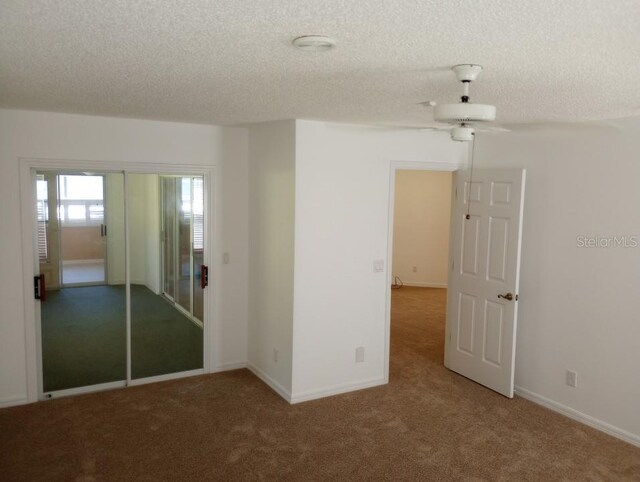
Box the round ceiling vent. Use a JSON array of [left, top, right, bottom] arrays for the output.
[[292, 35, 336, 52]]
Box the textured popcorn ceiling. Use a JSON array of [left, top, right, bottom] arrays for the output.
[[1, 0, 639, 127]]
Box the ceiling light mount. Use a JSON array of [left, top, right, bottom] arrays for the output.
[[452, 64, 483, 83], [292, 35, 336, 52]]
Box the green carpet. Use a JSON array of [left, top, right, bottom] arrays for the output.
[[41, 285, 203, 392]]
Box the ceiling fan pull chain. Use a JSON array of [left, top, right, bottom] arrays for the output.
[[466, 133, 476, 220]]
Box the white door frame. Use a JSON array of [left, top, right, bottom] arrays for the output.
[[19, 158, 217, 402], [384, 160, 465, 383]]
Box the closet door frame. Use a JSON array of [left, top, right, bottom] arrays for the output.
[[19, 158, 216, 402]]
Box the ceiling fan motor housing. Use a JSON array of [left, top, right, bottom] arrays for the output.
[[433, 103, 496, 123]]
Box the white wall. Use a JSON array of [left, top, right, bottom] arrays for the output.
[[144, 175, 161, 293], [104, 173, 160, 293], [474, 119, 640, 442], [105, 173, 126, 284], [215, 127, 249, 371], [0, 109, 249, 406], [9, 107, 635, 446], [247, 120, 296, 396], [291, 121, 466, 401], [128, 174, 161, 293], [392, 170, 452, 287]]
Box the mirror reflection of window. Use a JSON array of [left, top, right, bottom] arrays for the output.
[[193, 178, 204, 251], [58, 175, 104, 226], [36, 175, 49, 261]]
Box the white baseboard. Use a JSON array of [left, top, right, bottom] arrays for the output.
[[515, 386, 640, 448], [400, 282, 447, 288], [44, 380, 126, 399], [247, 363, 292, 402], [128, 369, 205, 387], [214, 361, 247, 372], [0, 395, 28, 409], [62, 259, 104, 265], [290, 377, 387, 404]]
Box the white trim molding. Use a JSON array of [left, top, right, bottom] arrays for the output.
[[401, 282, 447, 288], [19, 157, 217, 404], [44, 381, 126, 400], [61, 259, 104, 265], [390, 160, 466, 172], [290, 377, 387, 404], [384, 160, 463, 383], [128, 369, 205, 387], [515, 386, 640, 448], [0, 395, 29, 409], [214, 361, 247, 372], [247, 364, 292, 403]]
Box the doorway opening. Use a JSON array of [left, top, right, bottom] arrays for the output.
[[386, 165, 456, 381], [33, 168, 209, 398], [386, 163, 527, 397]]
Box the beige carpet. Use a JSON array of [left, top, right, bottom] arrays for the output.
[[1, 287, 639, 481]]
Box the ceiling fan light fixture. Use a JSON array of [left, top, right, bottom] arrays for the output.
[[451, 126, 475, 142], [292, 35, 336, 52]]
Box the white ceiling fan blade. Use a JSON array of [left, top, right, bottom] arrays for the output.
[[418, 124, 452, 131], [384, 122, 451, 131], [505, 121, 622, 133], [475, 124, 510, 133]]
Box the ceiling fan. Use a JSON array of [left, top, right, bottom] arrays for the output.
[[420, 64, 507, 142]]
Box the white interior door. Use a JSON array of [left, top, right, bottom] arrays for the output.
[[445, 168, 526, 398]]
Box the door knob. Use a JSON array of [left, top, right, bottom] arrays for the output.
[[498, 292, 514, 301]]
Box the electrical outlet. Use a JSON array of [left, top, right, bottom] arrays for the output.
[[373, 260, 384, 273], [223, 252, 230, 264], [566, 370, 577, 388], [355, 346, 365, 363], [273, 349, 278, 363], [412, 266, 418, 273]]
